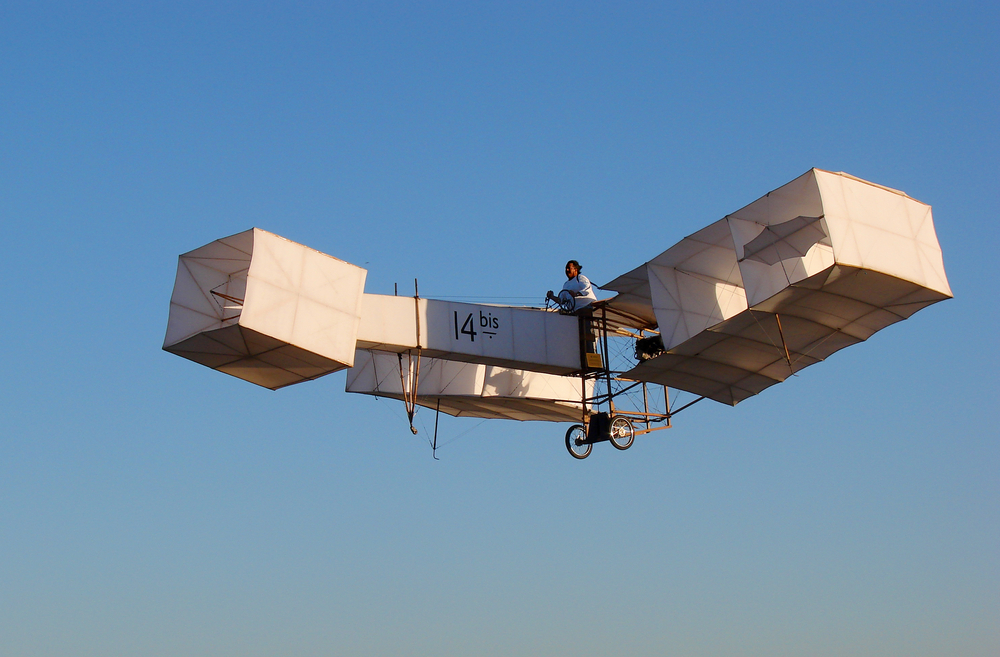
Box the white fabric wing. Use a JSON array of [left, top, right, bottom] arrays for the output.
[[163, 228, 367, 389], [346, 350, 591, 422], [604, 169, 951, 405]]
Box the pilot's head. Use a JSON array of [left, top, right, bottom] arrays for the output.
[[565, 260, 581, 279]]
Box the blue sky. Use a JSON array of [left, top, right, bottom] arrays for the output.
[[2, 2, 997, 655]]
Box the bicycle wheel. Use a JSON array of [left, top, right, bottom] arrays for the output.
[[565, 424, 591, 459], [609, 416, 635, 450]]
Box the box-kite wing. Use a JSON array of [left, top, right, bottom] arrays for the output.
[[600, 169, 951, 405], [163, 228, 367, 389], [346, 350, 592, 422]]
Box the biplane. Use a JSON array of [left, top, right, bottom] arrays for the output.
[[163, 169, 951, 458]]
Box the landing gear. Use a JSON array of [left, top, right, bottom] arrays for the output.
[[564, 415, 635, 458]]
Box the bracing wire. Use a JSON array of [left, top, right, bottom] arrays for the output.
[[425, 295, 540, 300], [431, 418, 489, 450], [419, 295, 544, 308]]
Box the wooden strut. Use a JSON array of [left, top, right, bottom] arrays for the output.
[[370, 348, 381, 399], [211, 275, 247, 314], [663, 381, 672, 428], [396, 351, 421, 434], [774, 312, 793, 370], [642, 381, 650, 433], [602, 306, 614, 417], [391, 280, 424, 435], [401, 280, 422, 434], [210, 290, 244, 306], [432, 398, 441, 460], [669, 395, 704, 415]]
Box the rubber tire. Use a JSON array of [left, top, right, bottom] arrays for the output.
[[609, 416, 635, 450], [565, 424, 591, 459]]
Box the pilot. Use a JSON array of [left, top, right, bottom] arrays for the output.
[[547, 259, 597, 310]]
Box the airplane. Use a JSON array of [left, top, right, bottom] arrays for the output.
[[162, 168, 952, 459]]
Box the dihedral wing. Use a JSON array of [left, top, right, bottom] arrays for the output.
[[162, 168, 951, 453]]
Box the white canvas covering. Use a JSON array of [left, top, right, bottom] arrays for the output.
[[605, 218, 750, 348], [164, 169, 948, 412], [346, 350, 591, 422], [163, 228, 367, 389], [356, 295, 582, 374], [164, 229, 588, 391], [603, 169, 951, 405]]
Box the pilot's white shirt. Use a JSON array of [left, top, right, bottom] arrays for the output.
[[562, 274, 597, 307]]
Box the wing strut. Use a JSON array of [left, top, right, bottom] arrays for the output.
[[396, 279, 423, 434], [774, 313, 793, 370], [432, 398, 441, 460]]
